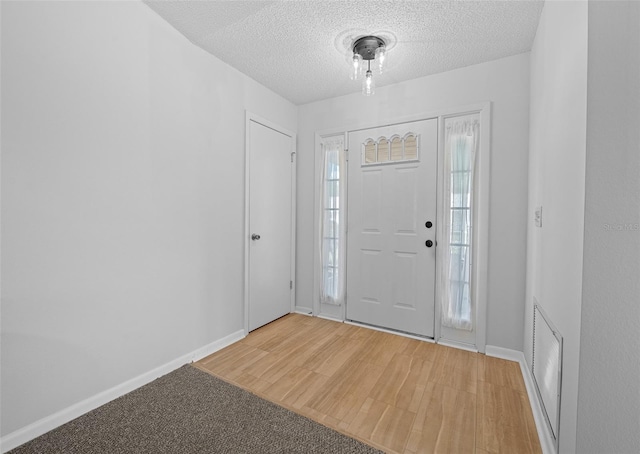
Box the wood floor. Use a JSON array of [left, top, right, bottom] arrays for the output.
[[195, 314, 541, 454]]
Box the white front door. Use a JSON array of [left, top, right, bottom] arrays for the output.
[[346, 119, 438, 337], [247, 118, 295, 331]]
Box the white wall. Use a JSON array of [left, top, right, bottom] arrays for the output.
[[0, 0, 296, 437], [297, 53, 530, 351], [524, 2, 588, 452], [576, 2, 640, 453]]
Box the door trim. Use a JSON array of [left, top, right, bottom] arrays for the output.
[[312, 102, 490, 352], [244, 111, 297, 335]]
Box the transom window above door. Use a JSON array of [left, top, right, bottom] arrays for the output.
[[363, 133, 419, 165]]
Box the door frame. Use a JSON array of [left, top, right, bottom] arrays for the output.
[[312, 103, 490, 352], [244, 111, 297, 335]]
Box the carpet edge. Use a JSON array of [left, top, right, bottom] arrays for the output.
[[1, 329, 245, 454], [190, 364, 388, 453]]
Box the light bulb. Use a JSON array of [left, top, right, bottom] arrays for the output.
[[375, 45, 386, 74], [362, 69, 375, 96], [350, 53, 363, 80]]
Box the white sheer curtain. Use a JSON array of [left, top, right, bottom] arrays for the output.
[[440, 116, 479, 330], [319, 137, 346, 306]]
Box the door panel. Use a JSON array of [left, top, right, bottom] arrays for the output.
[[360, 249, 383, 304], [391, 252, 417, 309], [393, 166, 419, 233], [248, 120, 293, 331], [362, 170, 382, 231], [347, 119, 437, 337]]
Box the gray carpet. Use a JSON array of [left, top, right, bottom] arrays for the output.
[[9, 365, 382, 453]]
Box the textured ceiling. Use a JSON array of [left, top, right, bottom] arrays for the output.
[[144, 0, 544, 105]]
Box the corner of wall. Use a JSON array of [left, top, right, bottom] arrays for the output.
[[524, 1, 589, 452], [485, 346, 556, 454]]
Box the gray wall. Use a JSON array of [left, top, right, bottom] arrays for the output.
[[577, 2, 640, 453], [526, 2, 640, 452], [524, 2, 588, 452], [1, 1, 297, 437]]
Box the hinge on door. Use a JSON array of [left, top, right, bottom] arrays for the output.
[[291, 151, 296, 163], [345, 149, 349, 161], [290, 280, 293, 289]]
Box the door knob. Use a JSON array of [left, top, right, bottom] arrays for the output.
[[251, 234, 261, 241], [425, 240, 433, 248], [425, 221, 433, 228]]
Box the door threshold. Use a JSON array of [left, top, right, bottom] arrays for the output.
[[345, 320, 435, 343], [437, 338, 478, 353]]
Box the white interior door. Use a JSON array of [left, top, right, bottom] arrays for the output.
[[247, 118, 294, 332], [346, 119, 438, 337]]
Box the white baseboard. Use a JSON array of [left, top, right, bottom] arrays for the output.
[[293, 307, 313, 315], [485, 345, 556, 454], [0, 329, 245, 453], [485, 345, 523, 362]]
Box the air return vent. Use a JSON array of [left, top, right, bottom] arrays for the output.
[[532, 300, 563, 452]]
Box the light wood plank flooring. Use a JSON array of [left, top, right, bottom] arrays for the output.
[[195, 314, 541, 454]]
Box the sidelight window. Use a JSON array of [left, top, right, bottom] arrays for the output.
[[319, 136, 346, 305], [440, 115, 479, 331]]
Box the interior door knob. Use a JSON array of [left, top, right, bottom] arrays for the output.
[[251, 234, 261, 241], [425, 240, 433, 248]]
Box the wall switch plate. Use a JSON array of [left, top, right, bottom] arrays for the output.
[[535, 206, 543, 227]]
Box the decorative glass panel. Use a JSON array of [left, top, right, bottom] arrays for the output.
[[364, 139, 377, 164], [377, 138, 389, 162], [361, 133, 419, 166], [404, 135, 417, 160], [390, 136, 403, 161]]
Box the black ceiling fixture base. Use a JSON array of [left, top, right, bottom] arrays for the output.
[[352, 36, 386, 61]]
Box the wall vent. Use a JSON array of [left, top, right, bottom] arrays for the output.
[[532, 300, 563, 452]]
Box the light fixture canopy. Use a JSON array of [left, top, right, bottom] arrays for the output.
[[351, 35, 386, 96]]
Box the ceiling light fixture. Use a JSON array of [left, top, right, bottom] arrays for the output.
[[350, 35, 386, 96]]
